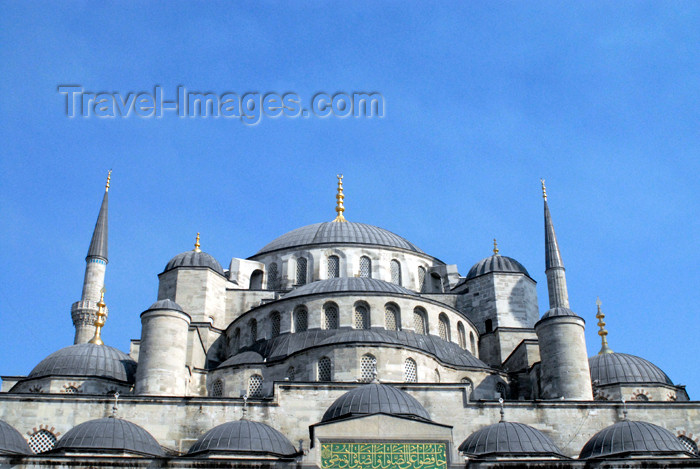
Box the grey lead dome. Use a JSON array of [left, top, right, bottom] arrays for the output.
[[0, 420, 31, 455], [164, 250, 224, 276], [459, 421, 565, 458], [256, 222, 423, 255], [589, 353, 673, 386], [187, 420, 298, 457], [579, 420, 688, 459], [322, 383, 431, 422], [283, 277, 417, 299], [466, 254, 530, 280], [55, 417, 164, 456], [29, 343, 137, 384]]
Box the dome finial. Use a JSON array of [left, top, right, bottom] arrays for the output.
[[540, 178, 547, 201], [493, 238, 499, 255], [88, 287, 107, 345], [105, 169, 112, 192], [333, 174, 347, 222], [498, 397, 505, 422], [596, 297, 613, 355], [194, 232, 201, 252]]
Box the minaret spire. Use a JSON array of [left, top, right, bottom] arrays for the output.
[[596, 297, 613, 355], [542, 179, 569, 308], [333, 174, 347, 222], [72, 171, 111, 344]]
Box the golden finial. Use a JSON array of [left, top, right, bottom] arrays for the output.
[[493, 238, 499, 256], [105, 170, 112, 192], [89, 287, 107, 345], [596, 297, 613, 355], [333, 174, 347, 222], [194, 232, 201, 252], [540, 179, 547, 201]]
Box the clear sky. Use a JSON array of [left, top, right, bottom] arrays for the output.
[[1, 2, 698, 396]]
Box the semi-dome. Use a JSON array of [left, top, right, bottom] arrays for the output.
[[459, 421, 565, 458], [164, 249, 224, 276], [54, 417, 164, 456], [579, 420, 688, 459], [187, 419, 298, 457], [255, 222, 424, 255], [0, 420, 31, 455], [147, 299, 184, 312], [283, 277, 417, 299], [322, 383, 431, 423], [466, 254, 530, 280], [589, 353, 673, 386], [28, 343, 137, 384]]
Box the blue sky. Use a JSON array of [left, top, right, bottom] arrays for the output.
[[1, 2, 698, 396]]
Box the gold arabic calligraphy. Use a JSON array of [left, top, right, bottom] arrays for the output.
[[321, 442, 447, 469]]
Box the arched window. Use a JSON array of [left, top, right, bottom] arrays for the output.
[[434, 369, 441, 383], [461, 377, 473, 394], [496, 382, 506, 399], [360, 256, 371, 278], [296, 257, 307, 285], [385, 304, 400, 331], [458, 322, 466, 349], [470, 332, 476, 354], [249, 319, 258, 343], [323, 303, 339, 330], [318, 357, 331, 381], [413, 308, 427, 334], [354, 304, 370, 329], [211, 379, 223, 397], [248, 374, 263, 397], [633, 393, 649, 401], [294, 307, 308, 332], [64, 386, 79, 394], [267, 263, 279, 290], [418, 267, 426, 292], [249, 270, 263, 289], [404, 358, 417, 383], [286, 367, 296, 381], [678, 435, 699, 456], [390, 260, 402, 285], [270, 312, 281, 338], [327, 255, 340, 278], [431, 273, 443, 292], [28, 429, 57, 454], [485, 319, 493, 333], [360, 354, 377, 382], [438, 313, 450, 341]]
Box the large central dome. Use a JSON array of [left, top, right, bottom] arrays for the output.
[[255, 222, 424, 255]]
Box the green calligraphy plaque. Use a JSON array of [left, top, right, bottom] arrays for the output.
[[321, 441, 447, 469]]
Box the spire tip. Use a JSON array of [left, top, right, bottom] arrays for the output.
[[194, 233, 201, 252], [333, 174, 347, 222], [493, 238, 499, 256], [540, 179, 547, 201], [105, 170, 112, 192]]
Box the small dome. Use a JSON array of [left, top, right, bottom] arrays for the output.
[[466, 255, 530, 280], [539, 306, 581, 322], [0, 420, 31, 455], [164, 250, 224, 276], [255, 222, 424, 255], [187, 420, 298, 457], [579, 420, 687, 459], [284, 277, 417, 299], [322, 383, 431, 423], [147, 299, 184, 312], [55, 417, 163, 456], [28, 343, 136, 384], [589, 353, 673, 386], [459, 421, 565, 458]]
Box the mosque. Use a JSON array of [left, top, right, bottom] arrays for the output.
[[0, 173, 698, 468]]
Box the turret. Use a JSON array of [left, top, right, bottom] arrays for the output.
[[134, 299, 191, 396], [71, 171, 111, 344], [534, 180, 593, 400]]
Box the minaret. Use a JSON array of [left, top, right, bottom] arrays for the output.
[[534, 180, 593, 400], [71, 171, 110, 344]]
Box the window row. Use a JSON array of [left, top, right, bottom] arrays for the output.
[[264, 257, 441, 289], [234, 305, 477, 354]]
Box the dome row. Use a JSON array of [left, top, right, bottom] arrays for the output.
[[2, 384, 693, 460]]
